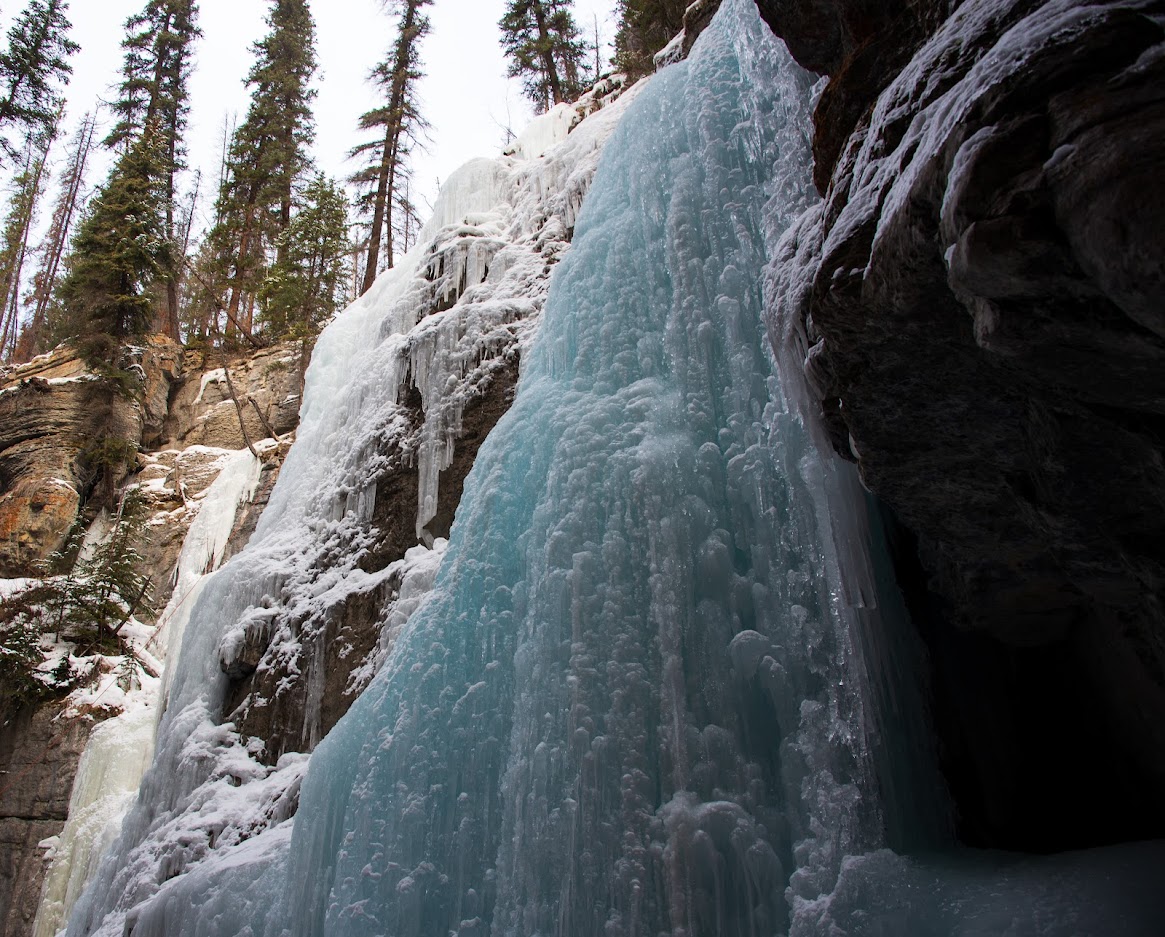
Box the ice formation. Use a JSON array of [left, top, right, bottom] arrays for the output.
[[33, 705, 156, 937], [33, 447, 261, 937], [271, 6, 884, 934], [61, 37, 641, 937], [60, 1, 1165, 935]]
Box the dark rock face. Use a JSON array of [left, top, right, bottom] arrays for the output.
[[0, 707, 96, 937], [754, 0, 963, 189], [762, 0, 1165, 850]]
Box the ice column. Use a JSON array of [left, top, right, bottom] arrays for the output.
[[48, 448, 260, 937]]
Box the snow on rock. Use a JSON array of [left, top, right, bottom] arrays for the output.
[[0, 577, 35, 598], [504, 74, 632, 162], [506, 102, 577, 161], [28, 447, 263, 937], [193, 369, 225, 405]]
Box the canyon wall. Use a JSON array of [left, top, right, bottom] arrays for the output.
[[757, 0, 1165, 849]]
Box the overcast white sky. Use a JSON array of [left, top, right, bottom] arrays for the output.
[[2, 0, 618, 229]]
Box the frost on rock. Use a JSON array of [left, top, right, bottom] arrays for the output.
[[62, 65, 641, 937]]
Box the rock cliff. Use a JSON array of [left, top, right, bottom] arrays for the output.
[[0, 339, 302, 937], [759, 0, 1165, 850], [0, 709, 94, 937]]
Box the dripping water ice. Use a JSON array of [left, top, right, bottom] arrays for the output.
[[33, 446, 261, 937]]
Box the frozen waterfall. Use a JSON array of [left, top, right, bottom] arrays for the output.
[[281, 3, 884, 936], [59, 1, 1165, 935]]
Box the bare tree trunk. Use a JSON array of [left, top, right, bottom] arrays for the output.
[[0, 149, 49, 360], [18, 115, 94, 361], [360, 124, 394, 295]]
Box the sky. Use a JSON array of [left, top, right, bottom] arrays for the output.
[[2, 0, 619, 231]]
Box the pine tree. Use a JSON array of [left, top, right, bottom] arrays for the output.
[[105, 0, 201, 340], [350, 0, 431, 295], [258, 172, 348, 341], [57, 126, 172, 365], [499, 0, 588, 112], [0, 0, 78, 162], [17, 112, 95, 360], [613, 0, 687, 76], [60, 488, 155, 650], [208, 0, 317, 341]]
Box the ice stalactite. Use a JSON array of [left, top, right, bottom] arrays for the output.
[[154, 446, 264, 698]]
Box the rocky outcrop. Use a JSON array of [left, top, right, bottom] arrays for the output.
[[762, 0, 1165, 850], [0, 708, 97, 937], [0, 339, 302, 581], [221, 324, 523, 764], [0, 352, 139, 577], [162, 343, 304, 452], [754, 0, 961, 190]]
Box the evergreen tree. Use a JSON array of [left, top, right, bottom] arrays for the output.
[[57, 488, 155, 650], [350, 0, 431, 295], [499, 0, 588, 112], [613, 0, 687, 76], [57, 126, 172, 364], [258, 172, 348, 340], [0, 487, 156, 705], [0, 0, 78, 162], [105, 0, 200, 340], [208, 0, 317, 341]]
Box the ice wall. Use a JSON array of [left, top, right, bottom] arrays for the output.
[[278, 4, 881, 935], [62, 50, 639, 937], [32, 706, 155, 937]]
